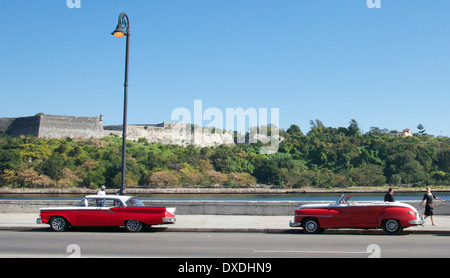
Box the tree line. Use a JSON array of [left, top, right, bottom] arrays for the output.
[[0, 119, 449, 190]]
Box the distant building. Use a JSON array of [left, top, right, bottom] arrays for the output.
[[390, 128, 413, 137], [402, 128, 412, 137]]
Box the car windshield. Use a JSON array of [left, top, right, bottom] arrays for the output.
[[76, 199, 86, 207], [125, 197, 145, 207], [336, 194, 350, 204]]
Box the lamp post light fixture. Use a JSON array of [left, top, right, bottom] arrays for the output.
[[112, 12, 130, 195]]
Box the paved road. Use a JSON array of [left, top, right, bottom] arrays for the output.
[[1, 230, 449, 258]]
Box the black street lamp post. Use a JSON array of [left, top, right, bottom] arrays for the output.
[[112, 12, 130, 195]]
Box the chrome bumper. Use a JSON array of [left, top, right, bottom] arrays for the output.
[[409, 219, 425, 225], [289, 220, 301, 227], [162, 217, 176, 224], [36, 218, 42, 224], [409, 214, 425, 225]]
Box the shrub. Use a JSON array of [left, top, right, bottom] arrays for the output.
[[205, 170, 228, 185], [227, 172, 256, 187], [148, 170, 180, 187]]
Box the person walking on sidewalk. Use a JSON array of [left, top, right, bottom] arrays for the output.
[[420, 187, 445, 225], [97, 185, 106, 196], [384, 188, 395, 202]]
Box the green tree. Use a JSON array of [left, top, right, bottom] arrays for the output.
[[417, 124, 426, 135], [389, 174, 402, 186], [351, 164, 386, 187], [286, 124, 303, 136], [39, 155, 65, 181], [347, 119, 361, 136]]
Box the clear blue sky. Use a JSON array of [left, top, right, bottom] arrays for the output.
[[2, 0, 449, 136]]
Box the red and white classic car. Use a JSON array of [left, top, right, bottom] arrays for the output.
[[36, 195, 176, 232], [289, 194, 424, 235]]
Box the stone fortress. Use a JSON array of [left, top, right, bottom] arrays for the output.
[[0, 114, 237, 147]]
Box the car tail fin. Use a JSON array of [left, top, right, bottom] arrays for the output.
[[165, 207, 176, 217]]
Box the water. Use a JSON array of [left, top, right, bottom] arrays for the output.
[[1, 192, 450, 202]]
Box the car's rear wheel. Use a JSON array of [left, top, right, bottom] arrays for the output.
[[125, 220, 143, 232], [50, 216, 69, 232], [302, 218, 324, 234], [382, 219, 403, 235]]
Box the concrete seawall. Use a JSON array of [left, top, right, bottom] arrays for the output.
[[1, 199, 449, 215]]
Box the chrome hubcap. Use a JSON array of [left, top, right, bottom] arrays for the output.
[[386, 220, 398, 231], [52, 218, 65, 230], [306, 221, 317, 232], [127, 220, 140, 231]]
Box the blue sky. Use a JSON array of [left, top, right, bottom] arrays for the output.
[[2, 0, 449, 136]]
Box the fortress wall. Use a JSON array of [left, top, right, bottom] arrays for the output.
[[104, 123, 235, 147], [3, 116, 40, 137], [0, 118, 16, 131], [2, 115, 237, 147], [126, 125, 235, 147], [38, 115, 105, 139]]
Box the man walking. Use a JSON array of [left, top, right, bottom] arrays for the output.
[[384, 188, 395, 202]]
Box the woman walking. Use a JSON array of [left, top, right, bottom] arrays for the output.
[[420, 187, 445, 225]]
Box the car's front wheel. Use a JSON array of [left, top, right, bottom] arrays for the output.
[[302, 218, 324, 234], [382, 219, 403, 235], [125, 220, 143, 232], [50, 216, 69, 232]]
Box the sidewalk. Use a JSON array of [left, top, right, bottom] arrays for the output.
[[1, 213, 450, 234]]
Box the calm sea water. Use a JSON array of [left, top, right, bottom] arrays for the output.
[[1, 192, 449, 202]]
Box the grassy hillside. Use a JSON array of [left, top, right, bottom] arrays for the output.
[[1, 120, 449, 190]]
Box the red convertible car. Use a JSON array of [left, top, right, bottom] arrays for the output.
[[289, 194, 424, 235], [36, 195, 176, 232]]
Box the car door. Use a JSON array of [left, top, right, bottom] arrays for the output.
[[347, 204, 380, 227], [75, 198, 105, 226], [332, 204, 353, 228], [333, 203, 381, 228], [102, 198, 125, 226]]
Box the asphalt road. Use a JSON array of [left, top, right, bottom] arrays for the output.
[[1, 230, 450, 258]]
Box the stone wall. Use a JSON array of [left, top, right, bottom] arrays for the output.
[[0, 116, 40, 137], [0, 114, 106, 139], [1, 114, 273, 148], [38, 114, 106, 139], [0, 118, 16, 132], [1, 199, 450, 215], [104, 123, 235, 147]]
